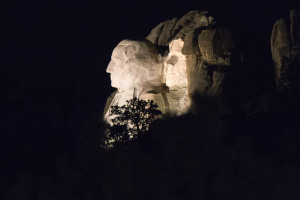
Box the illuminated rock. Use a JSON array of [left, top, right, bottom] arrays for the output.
[[106, 40, 163, 93], [104, 10, 240, 122], [198, 27, 234, 66], [146, 10, 214, 47], [164, 39, 187, 88], [146, 10, 239, 97], [188, 26, 236, 95], [104, 40, 165, 122], [183, 26, 238, 96], [271, 18, 291, 85], [104, 39, 190, 123], [158, 17, 179, 46], [163, 39, 190, 114], [271, 8, 300, 87]]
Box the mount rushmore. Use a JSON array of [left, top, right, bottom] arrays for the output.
[[104, 8, 300, 123]]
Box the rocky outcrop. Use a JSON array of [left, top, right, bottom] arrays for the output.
[[146, 10, 214, 47], [104, 10, 241, 122], [271, 18, 292, 85], [187, 26, 237, 95], [104, 39, 190, 123], [146, 10, 240, 97], [271, 8, 300, 112], [271, 8, 300, 88]]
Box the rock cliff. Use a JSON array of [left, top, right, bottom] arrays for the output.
[[271, 8, 300, 89], [104, 10, 241, 123], [146, 10, 241, 96], [271, 8, 300, 111]]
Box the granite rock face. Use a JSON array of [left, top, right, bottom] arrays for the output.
[[106, 40, 163, 94], [271, 18, 291, 85], [146, 10, 214, 47], [146, 10, 239, 96], [163, 39, 190, 114], [104, 10, 240, 122], [104, 40, 165, 122], [104, 39, 190, 122], [271, 8, 300, 87], [187, 26, 237, 95]]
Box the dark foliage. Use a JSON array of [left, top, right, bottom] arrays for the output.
[[104, 98, 163, 145], [99, 94, 300, 200]]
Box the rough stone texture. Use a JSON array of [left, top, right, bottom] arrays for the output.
[[104, 39, 190, 123], [181, 29, 201, 55], [172, 10, 213, 44], [163, 39, 190, 114], [172, 10, 210, 37], [198, 27, 234, 66], [106, 40, 163, 93], [199, 29, 220, 63], [146, 10, 238, 98], [271, 8, 300, 87], [146, 22, 166, 45], [146, 10, 214, 47], [184, 26, 237, 96], [157, 17, 178, 46], [104, 10, 240, 121], [271, 18, 291, 84], [104, 40, 165, 122]]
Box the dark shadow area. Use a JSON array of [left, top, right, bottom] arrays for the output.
[[1, 0, 300, 199]]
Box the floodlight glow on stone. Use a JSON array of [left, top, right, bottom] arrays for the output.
[[104, 39, 191, 123]]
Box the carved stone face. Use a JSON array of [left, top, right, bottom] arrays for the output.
[[106, 43, 127, 89], [164, 39, 187, 88], [107, 40, 163, 92]]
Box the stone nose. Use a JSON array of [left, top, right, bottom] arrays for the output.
[[106, 61, 115, 73]]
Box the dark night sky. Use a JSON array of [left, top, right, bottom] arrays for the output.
[[2, 0, 297, 126], [0, 0, 299, 197], [2, 0, 297, 101]]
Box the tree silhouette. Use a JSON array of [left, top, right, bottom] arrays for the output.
[[104, 98, 163, 145]]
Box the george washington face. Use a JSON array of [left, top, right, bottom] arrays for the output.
[[107, 40, 163, 92]]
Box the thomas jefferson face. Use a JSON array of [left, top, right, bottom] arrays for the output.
[[164, 39, 188, 88], [107, 40, 163, 92]]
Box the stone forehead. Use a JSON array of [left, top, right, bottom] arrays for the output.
[[113, 40, 159, 59], [117, 40, 148, 52], [169, 39, 184, 52]]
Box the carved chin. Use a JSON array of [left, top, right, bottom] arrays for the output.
[[111, 82, 119, 88]]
